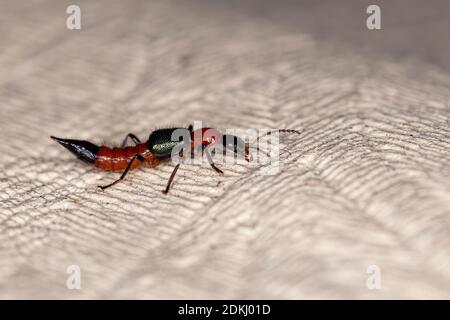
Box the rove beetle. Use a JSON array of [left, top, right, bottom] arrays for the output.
[[51, 126, 300, 193]]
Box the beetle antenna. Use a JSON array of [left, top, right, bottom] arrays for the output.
[[256, 129, 302, 144], [253, 129, 301, 158], [247, 142, 270, 158]]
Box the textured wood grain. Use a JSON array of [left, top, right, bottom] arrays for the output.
[[0, 0, 449, 298]]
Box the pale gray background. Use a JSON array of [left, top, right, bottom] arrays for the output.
[[0, 0, 449, 298]]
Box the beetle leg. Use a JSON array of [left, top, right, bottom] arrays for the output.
[[121, 133, 141, 147], [163, 163, 181, 194], [98, 154, 144, 190], [205, 147, 224, 175]]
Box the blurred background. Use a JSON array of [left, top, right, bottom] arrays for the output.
[[0, 0, 449, 299]]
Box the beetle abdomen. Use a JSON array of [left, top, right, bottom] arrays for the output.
[[95, 143, 149, 171], [51, 136, 100, 164]]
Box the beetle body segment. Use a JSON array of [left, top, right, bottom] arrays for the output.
[[95, 143, 159, 171], [50, 136, 99, 164], [147, 127, 187, 159]]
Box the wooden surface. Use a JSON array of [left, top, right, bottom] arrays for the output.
[[0, 0, 449, 298]]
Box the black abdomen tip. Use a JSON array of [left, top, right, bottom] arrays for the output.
[[51, 136, 99, 164]]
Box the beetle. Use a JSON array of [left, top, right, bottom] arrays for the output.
[[51, 125, 299, 193]]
